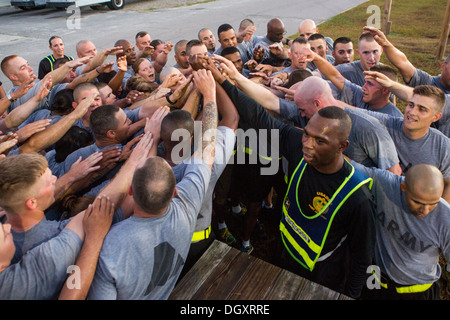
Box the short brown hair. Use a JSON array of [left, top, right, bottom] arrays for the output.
[[370, 64, 398, 82], [0, 153, 48, 210], [131, 157, 176, 214], [358, 33, 376, 45], [413, 85, 446, 113], [73, 82, 98, 102], [1, 55, 18, 77]]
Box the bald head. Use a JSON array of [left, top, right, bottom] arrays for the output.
[[267, 18, 286, 43], [293, 76, 339, 119], [298, 19, 318, 39], [405, 164, 444, 196], [295, 76, 333, 103], [268, 18, 284, 30]]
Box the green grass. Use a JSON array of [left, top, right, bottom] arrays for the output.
[[323, 0, 448, 74], [289, 0, 448, 76]]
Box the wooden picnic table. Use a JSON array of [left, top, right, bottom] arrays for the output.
[[169, 240, 352, 300]]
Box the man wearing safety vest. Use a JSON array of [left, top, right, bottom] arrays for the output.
[[38, 36, 74, 80], [211, 54, 376, 299]]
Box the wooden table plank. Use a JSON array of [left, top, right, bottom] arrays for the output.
[[264, 269, 312, 300], [169, 240, 232, 300], [227, 258, 282, 300], [191, 247, 257, 300], [170, 240, 352, 300], [295, 280, 341, 300]]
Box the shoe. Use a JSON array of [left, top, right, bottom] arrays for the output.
[[231, 203, 247, 217], [240, 243, 253, 254], [218, 227, 237, 245]]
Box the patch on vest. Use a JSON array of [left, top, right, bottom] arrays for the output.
[[309, 192, 330, 216], [284, 197, 290, 210]]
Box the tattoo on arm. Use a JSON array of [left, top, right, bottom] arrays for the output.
[[202, 101, 218, 149]]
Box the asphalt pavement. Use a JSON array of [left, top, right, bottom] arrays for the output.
[[0, 0, 368, 91]]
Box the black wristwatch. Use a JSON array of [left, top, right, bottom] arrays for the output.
[[165, 92, 176, 105]]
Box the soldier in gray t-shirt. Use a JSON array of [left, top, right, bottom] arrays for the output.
[[338, 80, 403, 117], [351, 162, 450, 300], [87, 158, 212, 300], [349, 104, 450, 203]]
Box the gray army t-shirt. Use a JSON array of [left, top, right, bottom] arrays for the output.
[[351, 161, 450, 285], [87, 160, 212, 300]]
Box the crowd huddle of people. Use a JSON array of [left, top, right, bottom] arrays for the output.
[[0, 16, 449, 300]]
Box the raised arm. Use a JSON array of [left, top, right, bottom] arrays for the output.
[[97, 131, 154, 212], [47, 57, 92, 86], [298, 46, 346, 92], [108, 55, 127, 95], [66, 62, 114, 90], [138, 75, 193, 119], [191, 69, 217, 169], [210, 54, 282, 113], [153, 42, 173, 73], [363, 26, 416, 83], [18, 93, 94, 154], [181, 86, 201, 119], [58, 195, 115, 300], [364, 70, 414, 101], [1, 76, 52, 131], [80, 46, 123, 74]]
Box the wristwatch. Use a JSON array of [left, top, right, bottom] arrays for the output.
[[165, 92, 176, 105], [6, 93, 15, 102]]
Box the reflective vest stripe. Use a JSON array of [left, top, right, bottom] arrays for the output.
[[44, 55, 74, 72], [280, 223, 314, 270], [281, 205, 322, 254]]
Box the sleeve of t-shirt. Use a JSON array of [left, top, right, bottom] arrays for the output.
[[340, 80, 365, 109], [0, 228, 82, 300], [405, 68, 434, 87], [172, 160, 212, 228], [8, 82, 43, 113], [211, 126, 236, 180], [123, 108, 140, 123], [350, 159, 403, 193], [278, 98, 301, 122]]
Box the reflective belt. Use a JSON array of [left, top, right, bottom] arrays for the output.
[[191, 225, 211, 242], [372, 271, 434, 294]]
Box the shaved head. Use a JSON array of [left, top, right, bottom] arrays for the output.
[[405, 164, 444, 196]]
